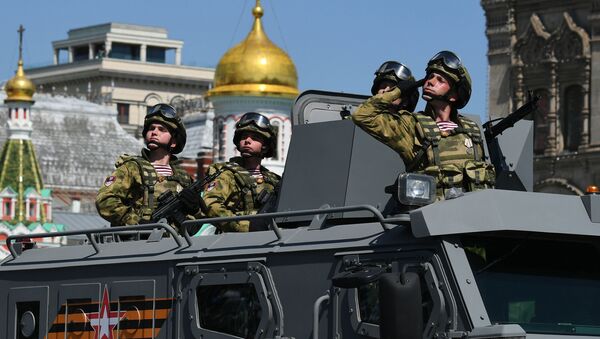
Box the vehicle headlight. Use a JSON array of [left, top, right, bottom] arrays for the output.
[[397, 173, 436, 206]]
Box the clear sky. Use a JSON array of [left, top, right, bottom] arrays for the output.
[[0, 0, 490, 119]]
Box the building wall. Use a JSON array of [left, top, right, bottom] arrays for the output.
[[481, 0, 600, 194]]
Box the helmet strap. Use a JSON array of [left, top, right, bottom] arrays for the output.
[[423, 92, 452, 103], [146, 140, 174, 153]]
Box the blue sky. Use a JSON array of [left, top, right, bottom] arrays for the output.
[[0, 0, 490, 119]]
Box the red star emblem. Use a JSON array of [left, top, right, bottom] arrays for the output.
[[88, 286, 126, 339]]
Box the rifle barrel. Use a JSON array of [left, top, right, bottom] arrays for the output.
[[487, 96, 539, 140]]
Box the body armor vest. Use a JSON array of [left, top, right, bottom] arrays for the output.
[[116, 155, 191, 221], [411, 113, 494, 193], [212, 161, 280, 214]]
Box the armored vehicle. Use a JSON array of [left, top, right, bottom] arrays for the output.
[[1, 91, 600, 339]]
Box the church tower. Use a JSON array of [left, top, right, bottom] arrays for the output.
[[207, 0, 299, 175], [0, 26, 62, 258]]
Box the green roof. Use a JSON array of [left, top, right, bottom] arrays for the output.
[[0, 139, 47, 223], [40, 188, 52, 197]]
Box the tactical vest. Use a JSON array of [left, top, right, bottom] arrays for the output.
[[410, 113, 495, 193], [213, 161, 280, 214], [116, 155, 192, 221]]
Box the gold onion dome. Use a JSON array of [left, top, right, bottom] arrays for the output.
[[209, 0, 298, 98], [5, 60, 35, 102]]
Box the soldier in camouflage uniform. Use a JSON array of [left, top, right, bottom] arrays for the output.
[[353, 51, 495, 199], [370, 60, 419, 112], [96, 104, 200, 232], [203, 112, 281, 233]]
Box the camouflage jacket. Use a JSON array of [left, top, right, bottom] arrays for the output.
[[203, 157, 281, 233], [95, 149, 193, 230], [352, 87, 495, 195]]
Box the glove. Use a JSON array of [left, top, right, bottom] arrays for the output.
[[178, 187, 201, 215], [396, 78, 425, 93]]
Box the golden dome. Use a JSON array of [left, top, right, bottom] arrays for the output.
[[5, 60, 35, 102], [209, 0, 298, 98]]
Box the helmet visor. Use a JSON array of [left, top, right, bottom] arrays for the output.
[[147, 103, 179, 121], [375, 61, 413, 81], [235, 112, 272, 130], [428, 51, 462, 70]]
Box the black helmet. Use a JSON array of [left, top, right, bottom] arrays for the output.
[[371, 61, 419, 112], [233, 112, 277, 158], [142, 103, 187, 154], [425, 51, 472, 109]]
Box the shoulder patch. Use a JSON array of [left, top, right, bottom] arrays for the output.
[[206, 181, 217, 191], [104, 176, 116, 187]]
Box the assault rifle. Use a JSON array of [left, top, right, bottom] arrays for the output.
[[249, 181, 281, 232], [152, 168, 225, 226], [482, 92, 539, 191]]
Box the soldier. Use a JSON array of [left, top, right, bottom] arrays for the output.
[[203, 112, 281, 232], [96, 103, 200, 232], [370, 60, 419, 112], [353, 51, 495, 198]]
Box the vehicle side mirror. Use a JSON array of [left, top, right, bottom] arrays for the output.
[[379, 272, 422, 339]]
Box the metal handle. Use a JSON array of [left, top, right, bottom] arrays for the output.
[[313, 292, 330, 339], [6, 223, 181, 259]]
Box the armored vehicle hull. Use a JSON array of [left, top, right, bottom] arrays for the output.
[[1, 91, 599, 339]]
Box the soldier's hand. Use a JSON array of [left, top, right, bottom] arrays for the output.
[[377, 86, 393, 95], [397, 78, 425, 93], [178, 187, 201, 215]]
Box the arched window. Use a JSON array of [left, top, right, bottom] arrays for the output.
[[144, 93, 163, 114], [533, 89, 550, 155], [213, 118, 226, 162], [270, 120, 281, 160], [562, 85, 583, 152]]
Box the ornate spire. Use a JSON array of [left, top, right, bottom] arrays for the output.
[[5, 25, 35, 103]]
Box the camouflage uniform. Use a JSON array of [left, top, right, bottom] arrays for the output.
[[96, 149, 193, 230], [352, 87, 495, 198], [203, 156, 281, 232]]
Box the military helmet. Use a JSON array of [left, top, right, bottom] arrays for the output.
[[425, 51, 472, 109], [143, 103, 187, 154], [233, 112, 277, 158], [371, 61, 419, 111]]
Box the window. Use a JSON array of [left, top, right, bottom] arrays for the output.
[[215, 119, 226, 162], [17, 301, 39, 339], [340, 255, 440, 338], [73, 45, 89, 62], [147, 46, 166, 63], [64, 298, 92, 334], [463, 236, 600, 336], [197, 284, 262, 338], [28, 200, 36, 221], [270, 121, 280, 160], [117, 103, 130, 124], [109, 43, 140, 61], [94, 43, 106, 59], [3, 199, 11, 220], [533, 89, 550, 155], [186, 263, 281, 338], [562, 85, 583, 152]]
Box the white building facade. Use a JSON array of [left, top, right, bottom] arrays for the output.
[[24, 22, 214, 137]]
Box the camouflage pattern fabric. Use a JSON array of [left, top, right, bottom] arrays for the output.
[[352, 87, 494, 198], [96, 149, 193, 232], [352, 87, 421, 163], [203, 157, 281, 233]]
